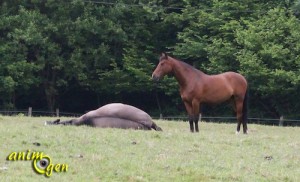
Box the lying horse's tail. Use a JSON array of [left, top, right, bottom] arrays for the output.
[[151, 123, 163, 131]]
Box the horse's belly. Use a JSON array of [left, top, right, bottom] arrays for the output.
[[88, 117, 150, 130], [204, 96, 231, 105], [201, 88, 233, 104]]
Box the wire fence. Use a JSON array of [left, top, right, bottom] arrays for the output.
[[0, 109, 81, 118], [153, 116, 300, 126], [0, 109, 299, 126]]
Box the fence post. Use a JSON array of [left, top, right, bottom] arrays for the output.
[[159, 113, 163, 119], [28, 107, 32, 117], [56, 108, 59, 117], [279, 116, 284, 126]]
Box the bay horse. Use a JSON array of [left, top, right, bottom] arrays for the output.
[[152, 53, 248, 134]]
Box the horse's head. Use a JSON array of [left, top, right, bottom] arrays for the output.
[[152, 52, 173, 81]]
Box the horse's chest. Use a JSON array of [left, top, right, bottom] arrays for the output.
[[180, 89, 193, 102], [181, 94, 188, 101]]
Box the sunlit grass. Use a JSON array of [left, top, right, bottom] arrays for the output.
[[0, 116, 299, 181]]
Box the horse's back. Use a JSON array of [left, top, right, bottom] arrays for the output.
[[194, 71, 247, 103]]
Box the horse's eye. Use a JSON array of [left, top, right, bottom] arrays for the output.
[[161, 62, 164, 66]]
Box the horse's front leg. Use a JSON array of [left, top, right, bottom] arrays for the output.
[[183, 101, 194, 132], [194, 115, 199, 132], [188, 115, 194, 132]]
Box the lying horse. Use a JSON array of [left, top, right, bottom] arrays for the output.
[[45, 103, 162, 131]]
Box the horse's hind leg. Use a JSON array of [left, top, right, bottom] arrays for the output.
[[234, 97, 243, 134], [236, 96, 248, 134], [242, 114, 248, 134], [230, 97, 237, 112], [242, 120, 248, 134], [236, 119, 242, 134]]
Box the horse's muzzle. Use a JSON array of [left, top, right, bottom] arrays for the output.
[[152, 75, 160, 82]]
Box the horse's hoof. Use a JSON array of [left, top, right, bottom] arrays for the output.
[[235, 131, 240, 135]]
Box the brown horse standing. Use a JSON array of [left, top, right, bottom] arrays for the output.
[[152, 53, 248, 134]]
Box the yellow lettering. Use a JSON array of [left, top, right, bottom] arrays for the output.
[[7, 150, 69, 177], [17, 152, 25, 160], [61, 164, 68, 172], [7, 152, 17, 161], [26, 150, 31, 160], [31, 152, 44, 160], [45, 164, 54, 177], [54, 164, 61, 172]]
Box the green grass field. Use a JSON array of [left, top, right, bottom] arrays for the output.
[[0, 116, 299, 181]]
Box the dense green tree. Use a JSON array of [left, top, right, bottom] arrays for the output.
[[0, 6, 43, 109], [0, 0, 300, 119], [236, 8, 300, 117]]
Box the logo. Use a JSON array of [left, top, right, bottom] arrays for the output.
[[6, 150, 68, 177]]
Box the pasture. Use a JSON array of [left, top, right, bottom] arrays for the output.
[[0, 116, 299, 181]]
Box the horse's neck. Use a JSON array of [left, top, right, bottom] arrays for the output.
[[171, 59, 194, 87]]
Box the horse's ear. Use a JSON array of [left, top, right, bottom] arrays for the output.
[[160, 52, 168, 61]]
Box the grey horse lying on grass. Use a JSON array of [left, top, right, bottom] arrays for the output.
[[45, 103, 162, 131]]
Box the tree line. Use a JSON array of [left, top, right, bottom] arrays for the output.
[[1, 0, 300, 119]]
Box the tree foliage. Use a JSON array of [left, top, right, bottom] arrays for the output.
[[0, 0, 300, 118]]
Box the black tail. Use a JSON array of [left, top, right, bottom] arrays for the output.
[[242, 89, 248, 124], [151, 123, 163, 131]]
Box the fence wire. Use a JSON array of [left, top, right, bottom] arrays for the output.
[[0, 110, 299, 126]]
